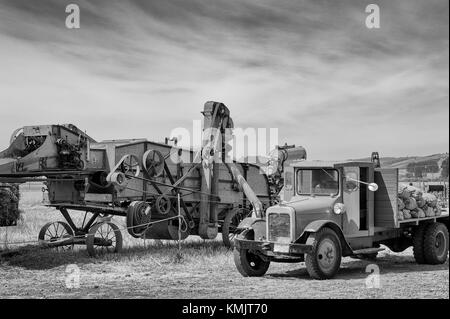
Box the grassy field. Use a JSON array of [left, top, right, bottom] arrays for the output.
[[0, 184, 448, 299]]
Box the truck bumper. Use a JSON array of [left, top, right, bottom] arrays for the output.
[[234, 238, 313, 256]]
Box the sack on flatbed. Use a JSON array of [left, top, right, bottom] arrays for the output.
[[422, 193, 438, 208], [398, 184, 411, 200], [424, 205, 435, 217], [404, 197, 418, 210], [402, 209, 412, 219], [434, 205, 442, 216], [411, 208, 425, 219], [397, 198, 405, 210]]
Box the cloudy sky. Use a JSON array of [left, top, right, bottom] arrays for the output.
[[0, 0, 448, 160]]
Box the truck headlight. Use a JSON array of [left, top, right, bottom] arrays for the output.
[[333, 203, 346, 215]]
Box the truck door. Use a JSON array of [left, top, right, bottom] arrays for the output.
[[342, 166, 361, 235]]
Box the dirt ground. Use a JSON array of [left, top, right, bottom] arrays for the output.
[[0, 185, 448, 299], [0, 242, 448, 299]]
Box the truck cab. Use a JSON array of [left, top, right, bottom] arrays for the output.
[[233, 160, 449, 279]]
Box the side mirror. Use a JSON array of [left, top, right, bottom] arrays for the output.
[[345, 175, 379, 192]]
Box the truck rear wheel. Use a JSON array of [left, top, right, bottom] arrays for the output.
[[412, 224, 427, 264], [305, 228, 342, 280], [423, 223, 449, 265]]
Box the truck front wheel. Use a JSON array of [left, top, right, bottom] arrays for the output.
[[233, 236, 270, 277], [423, 223, 449, 265], [305, 228, 342, 280], [234, 249, 270, 277]]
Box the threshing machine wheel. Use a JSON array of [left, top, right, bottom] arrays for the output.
[[143, 149, 165, 178], [38, 221, 74, 251], [305, 227, 342, 280], [155, 195, 172, 215], [222, 208, 252, 248], [86, 222, 123, 257]]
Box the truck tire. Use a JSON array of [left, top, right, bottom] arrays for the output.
[[305, 228, 342, 280], [423, 223, 449, 265], [412, 224, 427, 264], [234, 248, 270, 277], [233, 231, 270, 277]]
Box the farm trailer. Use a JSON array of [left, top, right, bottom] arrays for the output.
[[233, 158, 449, 279], [0, 101, 306, 256]]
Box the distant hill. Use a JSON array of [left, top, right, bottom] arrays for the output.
[[240, 153, 449, 182], [351, 153, 447, 168], [351, 153, 449, 181]]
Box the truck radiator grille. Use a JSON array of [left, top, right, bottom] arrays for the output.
[[268, 213, 291, 243]]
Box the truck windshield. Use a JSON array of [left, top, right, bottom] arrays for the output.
[[297, 169, 339, 196]]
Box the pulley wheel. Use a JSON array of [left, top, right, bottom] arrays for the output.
[[127, 201, 152, 238], [143, 149, 165, 178], [120, 155, 141, 176], [155, 195, 172, 215]]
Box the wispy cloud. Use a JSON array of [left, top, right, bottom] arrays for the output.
[[0, 0, 448, 160]]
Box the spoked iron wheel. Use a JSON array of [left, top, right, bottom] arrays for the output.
[[38, 221, 74, 251], [222, 208, 252, 248], [86, 222, 123, 257]]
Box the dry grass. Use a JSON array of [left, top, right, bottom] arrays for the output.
[[0, 183, 448, 299]]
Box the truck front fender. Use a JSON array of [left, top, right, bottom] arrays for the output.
[[301, 220, 353, 256], [236, 217, 266, 241]]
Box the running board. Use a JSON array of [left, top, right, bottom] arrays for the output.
[[352, 247, 385, 255]]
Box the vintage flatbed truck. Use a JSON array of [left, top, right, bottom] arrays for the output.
[[233, 159, 449, 279]]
